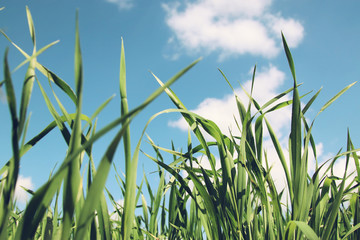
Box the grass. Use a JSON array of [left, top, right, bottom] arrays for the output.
[[1, 7, 360, 239]]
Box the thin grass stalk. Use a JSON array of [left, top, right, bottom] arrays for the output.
[[119, 37, 137, 240]]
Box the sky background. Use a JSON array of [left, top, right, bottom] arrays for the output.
[[1, 0, 360, 208]]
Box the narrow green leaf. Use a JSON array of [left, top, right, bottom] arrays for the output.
[[0, 48, 20, 240], [286, 221, 320, 240], [26, 6, 36, 47], [62, 11, 84, 238], [341, 223, 360, 240], [282, 32, 296, 82], [317, 81, 356, 118], [283, 33, 303, 221]]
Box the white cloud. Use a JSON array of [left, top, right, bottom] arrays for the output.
[[318, 154, 359, 190], [110, 199, 124, 221], [105, 0, 134, 10], [14, 175, 34, 204], [181, 155, 221, 190], [265, 13, 304, 48], [162, 0, 304, 60]]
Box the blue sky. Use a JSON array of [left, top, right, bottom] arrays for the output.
[[1, 0, 360, 207]]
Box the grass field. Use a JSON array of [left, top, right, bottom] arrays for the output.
[[1, 7, 360, 239]]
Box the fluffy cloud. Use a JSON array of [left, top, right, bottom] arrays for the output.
[[105, 0, 134, 10], [162, 0, 304, 60], [318, 154, 359, 191], [14, 175, 34, 204]]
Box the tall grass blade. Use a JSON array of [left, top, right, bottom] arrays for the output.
[[282, 33, 304, 221], [18, 7, 37, 139], [119, 37, 135, 240], [316, 81, 356, 118], [61, 12, 84, 238], [0, 48, 20, 239]]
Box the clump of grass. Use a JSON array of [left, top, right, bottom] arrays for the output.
[[1, 6, 360, 240], [143, 36, 360, 239]]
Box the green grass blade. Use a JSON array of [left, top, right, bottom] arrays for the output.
[[316, 81, 356, 118], [42, 67, 77, 104], [17, 7, 38, 139], [62, 12, 84, 238], [46, 78, 73, 125], [183, 164, 221, 238], [26, 6, 36, 48], [119, 37, 134, 240], [3, 49, 18, 128], [286, 221, 320, 240], [149, 169, 165, 235], [36, 78, 64, 129], [282, 32, 296, 82], [0, 48, 20, 239], [302, 88, 322, 115], [85, 94, 115, 130], [17, 46, 36, 140], [341, 223, 360, 240], [141, 193, 149, 230], [283, 33, 304, 221]]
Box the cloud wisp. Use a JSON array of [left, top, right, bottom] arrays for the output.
[[105, 0, 134, 10], [162, 0, 304, 60], [14, 175, 34, 205]]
